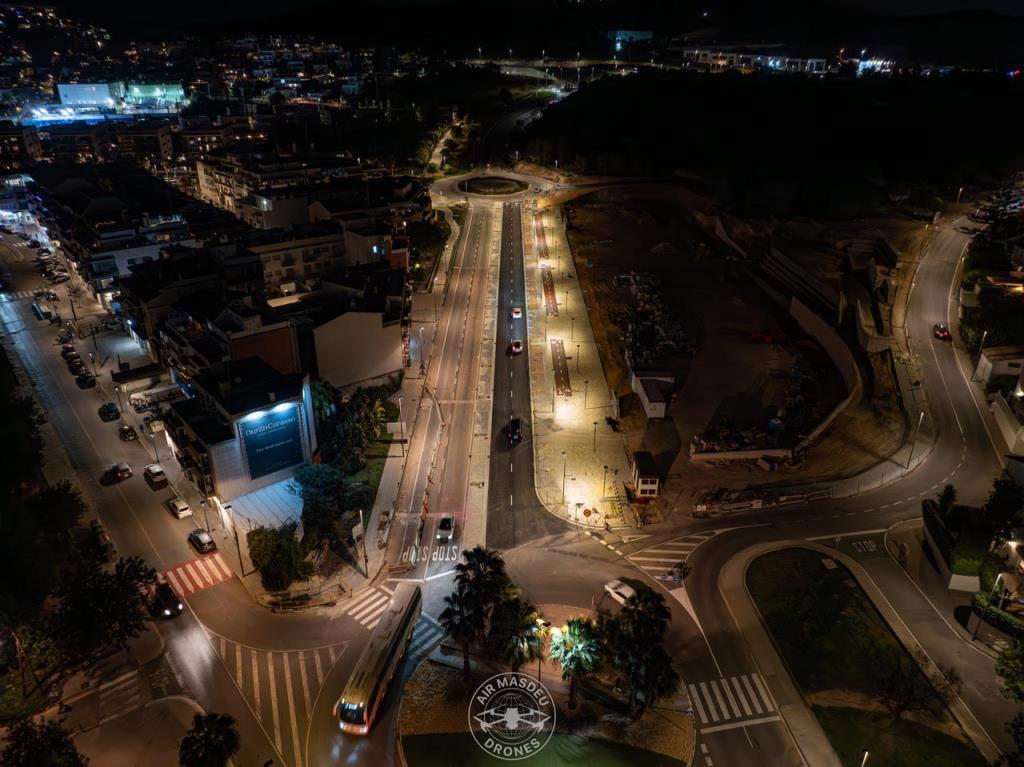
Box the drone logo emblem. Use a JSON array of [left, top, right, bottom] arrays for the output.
[[468, 672, 556, 760]]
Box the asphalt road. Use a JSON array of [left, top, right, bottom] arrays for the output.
[[486, 201, 567, 551]]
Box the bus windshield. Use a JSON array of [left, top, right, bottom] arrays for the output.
[[338, 702, 365, 725]]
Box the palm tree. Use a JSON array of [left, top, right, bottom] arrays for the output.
[[548, 617, 601, 709], [440, 580, 476, 680], [178, 712, 240, 767], [489, 596, 541, 672]]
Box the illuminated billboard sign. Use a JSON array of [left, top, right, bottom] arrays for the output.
[[57, 82, 124, 107], [126, 84, 185, 105], [238, 403, 304, 480]]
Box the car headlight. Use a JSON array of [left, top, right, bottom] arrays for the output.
[[177, 603, 183, 610], [163, 609, 171, 616]]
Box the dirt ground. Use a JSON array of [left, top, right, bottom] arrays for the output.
[[564, 184, 911, 497]]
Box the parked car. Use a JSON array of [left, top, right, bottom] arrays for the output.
[[603, 579, 637, 606], [118, 425, 138, 441], [68, 359, 86, 375], [144, 464, 167, 486], [49, 275, 69, 284], [90, 519, 117, 562], [188, 528, 217, 554], [510, 339, 524, 355], [131, 398, 149, 414], [152, 582, 183, 618], [98, 402, 120, 421], [508, 417, 523, 444], [436, 514, 455, 542], [76, 372, 96, 389], [167, 498, 192, 519], [60, 344, 76, 359]]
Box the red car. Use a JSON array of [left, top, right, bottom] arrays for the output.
[[510, 339, 523, 355], [933, 323, 951, 340]]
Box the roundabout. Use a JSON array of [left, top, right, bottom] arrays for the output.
[[458, 175, 529, 195]]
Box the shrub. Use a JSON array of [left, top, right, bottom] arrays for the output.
[[979, 553, 1003, 594], [972, 591, 1024, 643], [248, 524, 313, 592]]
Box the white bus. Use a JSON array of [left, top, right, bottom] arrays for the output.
[[334, 583, 422, 734]]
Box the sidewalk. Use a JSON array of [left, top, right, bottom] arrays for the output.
[[524, 203, 633, 531], [885, 519, 1009, 657]]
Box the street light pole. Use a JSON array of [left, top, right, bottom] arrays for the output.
[[584, 379, 589, 409], [906, 411, 925, 469], [593, 421, 597, 452], [570, 316, 575, 344], [576, 343, 580, 372], [561, 451, 567, 505], [602, 464, 608, 500]]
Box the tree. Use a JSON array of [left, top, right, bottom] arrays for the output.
[[548, 617, 601, 709], [310, 379, 334, 425], [488, 595, 541, 672], [27, 482, 88, 543], [51, 556, 156, 666], [936, 484, 957, 520], [984, 477, 1024, 537], [248, 524, 313, 591], [997, 641, 1024, 702], [178, 712, 240, 767], [865, 641, 960, 723], [290, 464, 351, 546], [0, 718, 87, 766], [439, 579, 475, 680], [602, 585, 680, 714]]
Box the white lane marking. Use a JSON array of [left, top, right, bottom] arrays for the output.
[[349, 593, 388, 621], [688, 684, 709, 724], [701, 715, 781, 734], [298, 651, 311, 717], [267, 652, 282, 753], [719, 677, 740, 717], [235, 643, 242, 687], [741, 675, 763, 715], [314, 650, 324, 687], [730, 677, 752, 717], [251, 650, 261, 718], [699, 681, 720, 722], [282, 653, 302, 767]]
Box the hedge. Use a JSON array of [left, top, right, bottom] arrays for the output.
[[972, 590, 1024, 643], [979, 553, 1003, 594]]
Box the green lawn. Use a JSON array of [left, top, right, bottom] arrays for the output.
[[346, 433, 393, 510], [813, 706, 987, 767], [402, 732, 686, 767], [747, 548, 986, 767]]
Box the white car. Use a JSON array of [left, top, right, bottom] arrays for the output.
[[604, 579, 637, 606], [511, 307, 523, 319], [436, 514, 455, 542], [144, 464, 167, 485], [167, 498, 192, 519]]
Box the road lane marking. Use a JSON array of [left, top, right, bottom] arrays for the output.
[[698, 682, 719, 722], [235, 643, 242, 687], [282, 653, 302, 767], [314, 651, 323, 687], [700, 715, 781, 734], [251, 650, 261, 717], [741, 675, 763, 714], [688, 684, 709, 724], [267, 652, 282, 753], [298, 651, 311, 717], [730, 677, 752, 716]]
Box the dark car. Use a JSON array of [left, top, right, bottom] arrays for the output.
[[76, 373, 96, 389], [132, 398, 150, 414], [60, 344, 76, 359], [118, 425, 138, 441], [508, 417, 523, 444], [152, 582, 183, 619], [98, 402, 120, 421], [108, 461, 132, 481], [49, 275, 69, 285], [933, 323, 952, 340], [188, 529, 217, 554], [68, 359, 86, 375]]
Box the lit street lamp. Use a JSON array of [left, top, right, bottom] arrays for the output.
[[861, 750, 869, 767]]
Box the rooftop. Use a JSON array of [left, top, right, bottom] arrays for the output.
[[194, 356, 304, 417]]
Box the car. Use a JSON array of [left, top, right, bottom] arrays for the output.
[[131, 398, 149, 414], [603, 579, 637, 606], [98, 402, 120, 421], [76, 373, 96, 389], [37, 247, 51, 255], [188, 528, 217, 554], [933, 323, 951, 340], [60, 344, 76, 358], [68, 360, 86, 375], [436, 514, 455, 542], [26, 239, 39, 249], [510, 307, 523, 319], [508, 417, 523, 444], [42, 289, 58, 301], [167, 498, 193, 519], [50, 275, 69, 284], [118, 425, 138, 441], [144, 464, 167, 485], [109, 461, 132, 481], [510, 339, 523, 355], [152, 582, 183, 619]]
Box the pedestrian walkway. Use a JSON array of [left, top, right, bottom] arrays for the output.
[[627, 531, 719, 574], [0, 288, 33, 300], [408, 615, 445, 661], [160, 552, 234, 597], [523, 204, 632, 530], [687, 673, 780, 734], [205, 628, 349, 767], [334, 583, 395, 630]]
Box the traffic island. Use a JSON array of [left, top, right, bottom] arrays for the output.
[[458, 176, 528, 195], [398, 650, 692, 766], [746, 546, 989, 767]]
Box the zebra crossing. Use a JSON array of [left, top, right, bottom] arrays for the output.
[[160, 552, 234, 596], [335, 583, 398, 630], [408, 614, 445, 660], [626, 531, 719, 574], [687, 673, 781, 734], [1, 289, 33, 300], [206, 629, 349, 767]]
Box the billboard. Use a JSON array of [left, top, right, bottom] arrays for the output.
[[126, 84, 185, 105], [57, 82, 124, 107], [238, 404, 304, 480]]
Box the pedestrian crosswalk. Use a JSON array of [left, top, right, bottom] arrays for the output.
[[627, 531, 719, 574], [408, 614, 445, 660], [334, 583, 398, 630], [160, 552, 234, 596], [206, 629, 349, 767], [96, 669, 145, 725], [0, 289, 33, 300], [687, 673, 781, 733]]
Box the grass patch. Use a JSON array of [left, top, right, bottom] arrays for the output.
[[813, 706, 986, 767], [401, 732, 686, 767], [347, 433, 393, 510], [748, 547, 985, 766]]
